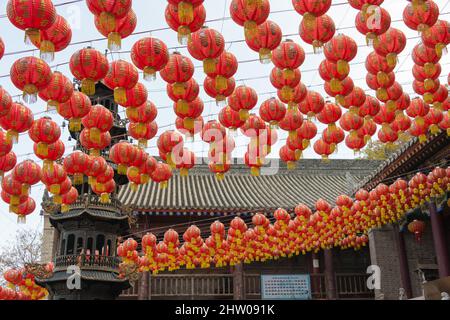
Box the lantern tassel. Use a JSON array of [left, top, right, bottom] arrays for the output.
[[17, 215, 26, 224], [177, 26, 191, 45], [178, 2, 194, 25], [81, 79, 96, 96], [69, 118, 82, 132], [36, 142, 49, 158], [6, 130, 19, 144], [23, 84, 38, 104], [73, 173, 84, 185], [258, 48, 272, 64], [108, 32, 122, 51], [40, 40, 55, 62], [114, 88, 127, 105], [24, 28, 40, 45], [143, 66, 157, 81], [203, 58, 217, 74], [100, 193, 111, 203]]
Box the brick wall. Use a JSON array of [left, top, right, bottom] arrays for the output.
[[368, 226, 402, 300], [40, 214, 57, 263]]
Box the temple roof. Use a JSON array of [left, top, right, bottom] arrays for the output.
[[119, 159, 380, 213]]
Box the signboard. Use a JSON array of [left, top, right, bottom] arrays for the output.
[[261, 275, 312, 300]]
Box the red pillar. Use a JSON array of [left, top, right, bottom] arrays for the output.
[[393, 225, 413, 299], [429, 202, 450, 278], [324, 249, 337, 300], [232, 263, 245, 300]]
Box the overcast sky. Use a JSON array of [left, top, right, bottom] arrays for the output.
[[0, 0, 448, 249]]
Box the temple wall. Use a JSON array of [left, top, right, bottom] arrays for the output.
[[41, 214, 57, 264]]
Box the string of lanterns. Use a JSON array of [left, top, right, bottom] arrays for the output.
[[114, 166, 450, 275]]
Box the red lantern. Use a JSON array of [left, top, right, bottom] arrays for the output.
[[298, 120, 318, 142], [339, 112, 364, 134], [188, 27, 225, 74], [322, 125, 345, 146], [230, 0, 270, 36], [165, 3, 206, 44], [12, 160, 42, 196], [150, 162, 173, 189], [0, 151, 16, 178], [378, 124, 399, 144], [167, 0, 204, 25], [7, 0, 57, 44], [34, 140, 65, 171], [392, 112, 412, 133], [38, 71, 74, 110], [177, 149, 196, 177], [421, 19, 450, 58], [176, 116, 204, 138], [373, 28, 407, 68], [0, 87, 12, 118], [82, 104, 114, 135], [0, 130, 13, 158], [345, 134, 366, 153], [278, 83, 307, 108], [259, 98, 287, 127], [279, 109, 303, 138], [203, 77, 236, 106], [314, 139, 335, 160], [80, 129, 112, 156], [408, 220, 425, 241], [413, 63, 441, 91], [413, 79, 440, 104], [206, 51, 238, 91], [319, 59, 348, 92], [299, 14, 335, 52], [342, 87, 366, 111], [272, 39, 305, 76], [95, 9, 136, 51], [109, 141, 138, 175], [0, 102, 33, 144], [86, 0, 132, 31], [245, 20, 282, 63], [323, 34, 358, 75], [61, 187, 79, 213], [131, 37, 169, 81], [403, 1, 439, 32], [64, 151, 90, 185], [201, 120, 227, 143], [348, 0, 384, 10], [10, 56, 52, 103], [15, 197, 36, 224], [30, 15, 72, 62], [41, 164, 67, 195], [317, 102, 342, 126], [103, 60, 139, 105], [158, 131, 184, 166], [0, 37, 4, 60], [219, 106, 245, 130], [174, 97, 204, 129], [374, 104, 396, 126], [29, 117, 61, 158], [92, 179, 116, 203], [424, 108, 443, 135], [57, 91, 92, 132], [270, 67, 301, 101], [119, 82, 149, 109], [128, 121, 158, 148], [324, 77, 354, 106], [298, 91, 325, 118], [228, 85, 258, 121], [69, 48, 109, 96], [355, 7, 391, 45], [293, 0, 332, 17], [126, 100, 158, 124], [280, 145, 298, 169], [412, 43, 440, 71], [160, 53, 195, 96]]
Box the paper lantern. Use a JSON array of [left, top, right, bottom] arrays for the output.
[[160, 53, 195, 95], [165, 3, 206, 44], [228, 85, 258, 121], [10, 56, 52, 103], [245, 20, 282, 63], [187, 27, 225, 74], [7, 0, 57, 44], [95, 9, 137, 51], [103, 60, 139, 105], [299, 14, 335, 52], [230, 0, 270, 36], [0, 102, 34, 143], [28, 117, 61, 157], [131, 37, 169, 81], [57, 91, 92, 132], [70, 47, 109, 96]]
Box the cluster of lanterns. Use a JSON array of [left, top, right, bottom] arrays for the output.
[[0, 0, 448, 220], [0, 264, 53, 300], [115, 166, 450, 274]]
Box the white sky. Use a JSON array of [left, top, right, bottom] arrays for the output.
[[0, 0, 448, 247]]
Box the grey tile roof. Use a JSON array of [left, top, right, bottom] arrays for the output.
[[119, 159, 380, 212]]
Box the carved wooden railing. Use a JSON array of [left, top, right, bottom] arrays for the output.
[[120, 273, 373, 300], [54, 254, 121, 273]]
